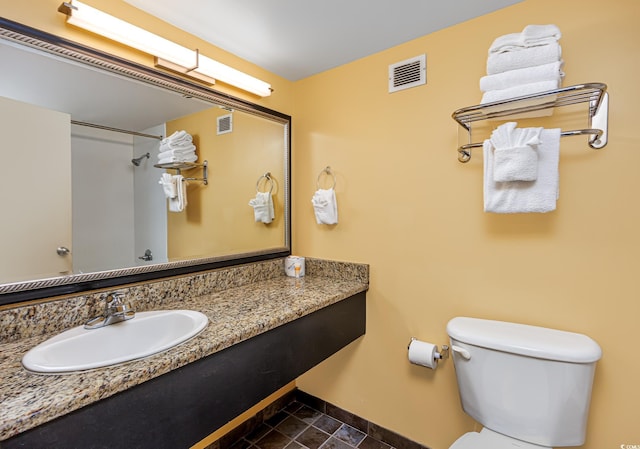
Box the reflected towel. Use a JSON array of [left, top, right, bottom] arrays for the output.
[[483, 128, 561, 213], [486, 43, 562, 75], [311, 188, 338, 225], [168, 175, 187, 212], [158, 173, 177, 199], [249, 191, 275, 224]]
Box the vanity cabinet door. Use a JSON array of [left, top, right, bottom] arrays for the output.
[[0, 96, 72, 282]]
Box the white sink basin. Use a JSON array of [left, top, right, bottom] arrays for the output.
[[22, 310, 208, 374]]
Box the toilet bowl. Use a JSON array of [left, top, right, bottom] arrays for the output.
[[446, 317, 602, 449]]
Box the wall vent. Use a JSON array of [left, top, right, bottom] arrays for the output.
[[217, 113, 233, 135], [388, 54, 426, 93]]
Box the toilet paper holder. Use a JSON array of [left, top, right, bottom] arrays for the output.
[[408, 337, 449, 364]]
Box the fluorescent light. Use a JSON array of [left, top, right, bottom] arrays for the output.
[[58, 1, 272, 97]]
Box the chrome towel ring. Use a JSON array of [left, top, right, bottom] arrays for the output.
[[317, 166, 336, 190], [256, 172, 274, 193]]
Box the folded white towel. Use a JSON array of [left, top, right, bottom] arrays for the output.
[[158, 173, 177, 199], [168, 175, 187, 212], [248, 191, 275, 224], [486, 43, 562, 75], [489, 24, 561, 54], [158, 154, 198, 165], [158, 147, 197, 159], [311, 188, 338, 225], [490, 122, 543, 182], [481, 79, 560, 104], [159, 141, 196, 152], [480, 61, 564, 92], [163, 130, 192, 144], [484, 128, 561, 213]]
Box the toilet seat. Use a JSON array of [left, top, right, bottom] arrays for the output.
[[448, 428, 551, 449]]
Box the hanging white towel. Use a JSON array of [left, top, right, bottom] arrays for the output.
[[483, 128, 561, 213], [486, 43, 562, 75], [168, 175, 187, 212], [490, 122, 543, 182], [311, 188, 338, 225], [248, 191, 275, 224], [158, 173, 177, 199]]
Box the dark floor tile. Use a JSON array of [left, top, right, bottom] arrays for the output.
[[276, 415, 309, 439], [293, 405, 322, 424], [284, 400, 304, 414], [246, 424, 274, 443], [334, 424, 366, 446], [255, 430, 292, 449], [325, 403, 369, 434], [229, 439, 253, 449], [357, 436, 393, 449], [265, 410, 290, 427], [320, 437, 353, 449], [313, 415, 342, 435], [367, 424, 427, 449], [295, 390, 326, 413], [295, 426, 331, 449], [285, 442, 305, 449]]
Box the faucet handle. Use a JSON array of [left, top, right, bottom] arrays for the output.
[[104, 292, 134, 314]]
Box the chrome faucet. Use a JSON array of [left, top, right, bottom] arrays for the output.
[[84, 292, 135, 329]]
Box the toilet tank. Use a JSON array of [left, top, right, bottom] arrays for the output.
[[446, 317, 602, 448]]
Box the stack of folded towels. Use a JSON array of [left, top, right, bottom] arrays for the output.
[[157, 130, 197, 164], [481, 24, 564, 104]]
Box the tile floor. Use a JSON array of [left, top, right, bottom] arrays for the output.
[[229, 400, 395, 449]]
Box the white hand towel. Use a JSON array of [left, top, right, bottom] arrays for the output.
[[522, 24, 562, 44], [486, 43, 562, 75], [311, 188, 338, 225], [163, 130, 192, 144], [158, 144, 197, 156], [168, 175, 187, 212], [490, 122, 542, 182], [158, 173, 177, 199], [483, 128, 561, 213], [248, 191, 275, 224], [481, 79, 560, 104], [480, 61, 564, 92]]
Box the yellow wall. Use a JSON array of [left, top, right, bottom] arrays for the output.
[[293, 1, 639, 448], [166, 110, 286, 259]]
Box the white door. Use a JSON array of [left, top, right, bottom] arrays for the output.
[[0, 96, 72, 283]]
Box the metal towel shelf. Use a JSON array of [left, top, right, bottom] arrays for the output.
[[452, 82, 609, 163]]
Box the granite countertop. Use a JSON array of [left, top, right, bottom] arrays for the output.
[[0, 272, 368, 441]]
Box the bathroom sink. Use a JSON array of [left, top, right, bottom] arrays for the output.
[[22, 310, 208, 374]]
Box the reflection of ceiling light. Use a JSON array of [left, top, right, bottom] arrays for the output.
[[58, 1, 272, 97]]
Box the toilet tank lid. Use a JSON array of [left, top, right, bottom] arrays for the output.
[[447, 317, 602, 363]]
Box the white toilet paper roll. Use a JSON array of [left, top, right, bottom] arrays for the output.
[[408, 339, 438, 369]]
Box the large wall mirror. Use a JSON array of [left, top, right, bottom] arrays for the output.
[[0, 18, 291, 305]]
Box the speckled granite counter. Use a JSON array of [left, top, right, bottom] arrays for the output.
[[0, 258, 368, 442]]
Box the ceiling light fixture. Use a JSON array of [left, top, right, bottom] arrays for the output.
[[58, 1, 272, 97]]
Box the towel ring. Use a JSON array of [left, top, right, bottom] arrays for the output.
[[316, 166, 336, 190], [256, 172, 274, 194]]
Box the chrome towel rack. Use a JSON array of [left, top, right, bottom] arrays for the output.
[[256, 172, 274, 193], [452, 82, 609, 163], [155, 160, 208, 185], [317, 166, 337, 190]]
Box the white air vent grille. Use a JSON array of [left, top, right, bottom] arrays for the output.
[[217, 114, 233, 135], [389, 54, 426, 93]]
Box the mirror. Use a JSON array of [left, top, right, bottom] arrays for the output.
[[0, 18, 290, 305]]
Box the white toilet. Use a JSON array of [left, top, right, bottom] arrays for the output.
[[446, 317, 602, 449]]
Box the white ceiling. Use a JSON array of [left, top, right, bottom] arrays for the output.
[[124, 0, 523, 81]]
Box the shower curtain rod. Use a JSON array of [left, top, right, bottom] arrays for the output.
[[71, 120, 163, 140]]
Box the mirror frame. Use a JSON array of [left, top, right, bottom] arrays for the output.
[[0, 17, 291, 305]]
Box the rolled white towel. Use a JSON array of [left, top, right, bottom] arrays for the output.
[[480, 61, 564, 92], [487, 43, 562, 75], [481, 79, 560, 104]]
